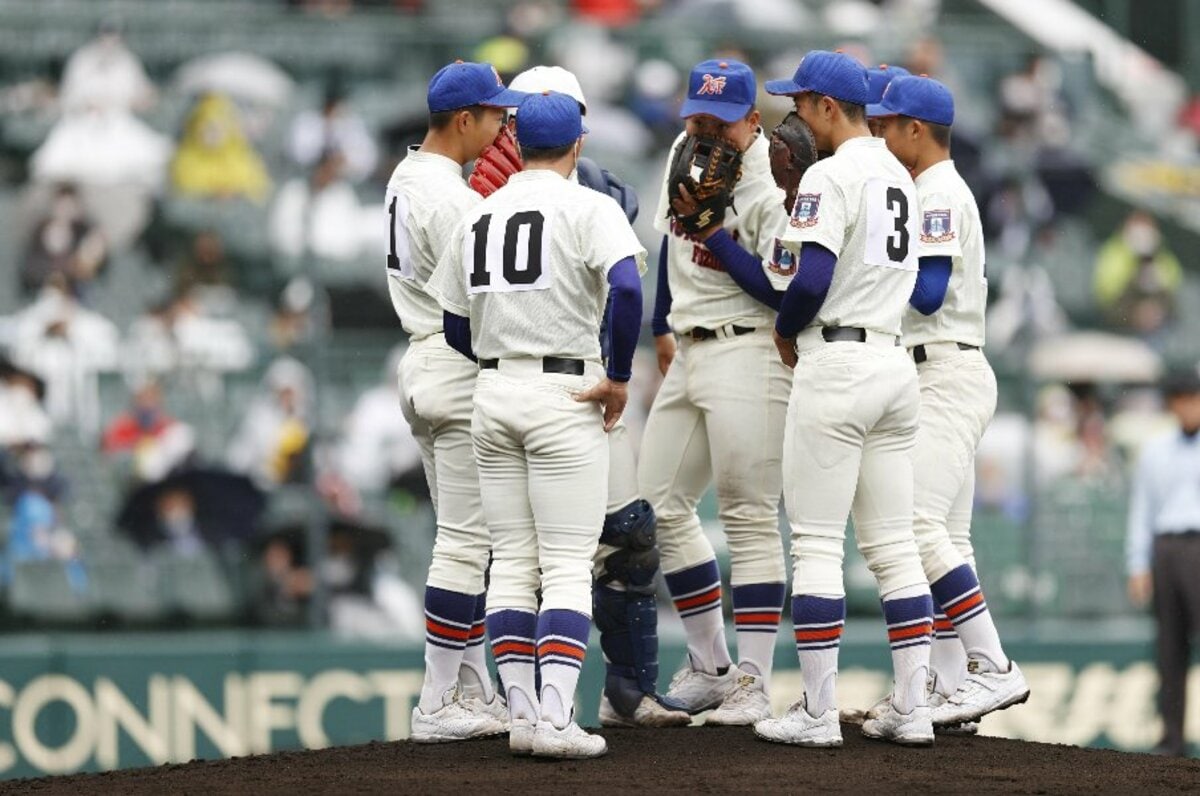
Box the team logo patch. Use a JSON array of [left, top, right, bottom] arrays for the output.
[[768, 238, 797, 276], [790, 193, 821, 229], [697, 74, 726, 96], [921, 209, 955, 244]]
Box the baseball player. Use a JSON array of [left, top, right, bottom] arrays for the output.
[[470, 65, 689, 728], [640, 58, 796, 725], [384, 60, 526, 743], [864, 64, 910, 137], [753, 50, 935, 748], [868, 75, 1028, 728], [426, 91, 646, 759]]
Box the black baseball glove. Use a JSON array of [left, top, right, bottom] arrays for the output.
[[666, 134, 743, 236], [768, 112, 819, 213]]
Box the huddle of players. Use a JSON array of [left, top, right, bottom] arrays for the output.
[[388, 50, 1030, 760]]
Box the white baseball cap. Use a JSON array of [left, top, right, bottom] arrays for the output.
[[508, 65, 587, 113]]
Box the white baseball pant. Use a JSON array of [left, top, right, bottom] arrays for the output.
[[398, 334, 490, 594], [911, 345, 998, 580], [783, 330, 927, 597], [638, 329, 789, 585], [472, 359, 608, 616]]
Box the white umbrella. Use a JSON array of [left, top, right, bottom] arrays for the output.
[[1027, 331, 1163, 383], [173, 52, 294, 106]]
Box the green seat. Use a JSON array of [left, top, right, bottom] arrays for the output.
[[9, 560, 90, 624], [89, 560, 162, 624], [155, 549, 237, 622]]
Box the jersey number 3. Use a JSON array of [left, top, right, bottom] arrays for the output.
[[865, 180, 916, 271], [466, 210, 552, 294]]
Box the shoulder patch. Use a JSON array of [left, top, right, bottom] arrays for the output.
[[768, 238, 797, 276], [790, 193, 821, 229], [920, 209, 955, 244]]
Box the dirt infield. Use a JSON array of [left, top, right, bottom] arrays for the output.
[[7, 726, 1199, 795]]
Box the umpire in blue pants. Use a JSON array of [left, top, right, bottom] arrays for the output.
[[1126, 368, 1200, 757]]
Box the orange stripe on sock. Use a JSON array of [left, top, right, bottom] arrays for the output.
[[492, 641, 535, 656], [426, 619, 471, 641], [888, 623, 933, 642], [675, 587, 721, 611], [735, 612, 781, 624], [933, 619, 954, 632], [537, 641, 586, 660], [794, 627, 843, 642], [945, 592, 984, 619], [468, 623, 486, 639]]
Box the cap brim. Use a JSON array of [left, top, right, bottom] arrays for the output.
[[764, 79, 805, 96], [866, 103, 896, 118], [679, 97, 750, 122], [479, 87, 532, 108]]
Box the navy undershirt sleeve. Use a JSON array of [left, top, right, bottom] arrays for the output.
[[442, 311, 475, 362], [606, 256, 643, 382], [775, 243, 837, 338], [704, 228, 783, 310], [651, 235, 672, 337], [909, 255, 952, 316]]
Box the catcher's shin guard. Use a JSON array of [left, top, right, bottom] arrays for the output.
[[594, 500, 681, 716]]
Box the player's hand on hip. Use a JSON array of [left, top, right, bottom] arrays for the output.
[[1127, 572, 1152, 608], [655, 333, 677, 376], [773, 328, 798, 369], [575, 378, 628, 432]]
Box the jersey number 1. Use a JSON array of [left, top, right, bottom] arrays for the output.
[[468, 210, 547, 292]]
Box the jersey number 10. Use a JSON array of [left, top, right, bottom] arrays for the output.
[[466, 210, 551, 294]]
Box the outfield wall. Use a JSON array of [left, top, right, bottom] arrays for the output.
[[0, 626, 1191, 778]]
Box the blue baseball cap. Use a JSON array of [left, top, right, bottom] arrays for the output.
[[427, 60, 530, 114], [865, 64, 911, 115], [515, 91, 588, 149], [868, 74, 954, 126], [679, 59, 756, 123], [765, 50, 868, 106]]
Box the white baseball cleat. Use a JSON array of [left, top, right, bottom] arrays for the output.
[[705, 671, 771, 726], [410, 689, 508, 743], [861, 699, 934, 746], [460, 685, 510, 730], [508, 717, 535, 756], [932, 660, 1030, 726], [754, 697, 842, 747], [531, 720, 608, 759], [665, 665, 737, 713], [927, 690, 977, 735], [598, 693, 692, 728]]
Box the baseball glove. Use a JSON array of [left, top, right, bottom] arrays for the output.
[[768, 112, 819, 213], [666, 134, 743, 236], [469, 126, 523, 197]]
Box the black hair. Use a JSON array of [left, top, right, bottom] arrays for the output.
[[802, 92, 864, 122], [519, 141, 576, 162], [897, 115, 952, 146], [428, 105, 487, 131]]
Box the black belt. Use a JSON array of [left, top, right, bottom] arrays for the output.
[[688, 325, 755, 341], [822, 326, 867, 343], [911, 342, 979, 364], [478, 357, 585, 376]]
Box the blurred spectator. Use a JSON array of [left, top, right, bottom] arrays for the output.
[[4, 446, 85, 595], [150, 487, 208, 557], [269, 278, 318, 354], [288, 86, 379, 183], [174, 230, 232, 295], [124, 287, 255, 381], [256, 531, 314, 625], [983, 177, 1054, 262], [997, 53, 1071, 149], [171, 93, 271, 203], [269, 149, 378, 263], [1093, 211, 1182, 342], [0, 358, 52, 450], [11, 282, 120, 433], [1125, 369, 1200, 758], [336, 345, 423, 495], [102, 379, 196, 483], [227, 358, 313, 490], [59, 20, 155, 114], [20, 184, 107, 299]]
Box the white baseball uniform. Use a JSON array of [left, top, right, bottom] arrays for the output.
[[639, 130, 792, 681], [904, 159, 995, 581], [425, 168, 647, 616], [779, 135, 926, 599], [385, 148, 489, 595]]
